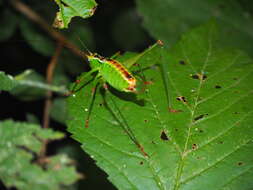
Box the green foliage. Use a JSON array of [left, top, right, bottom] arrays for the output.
[[67, 22, 253, 189], [0, 120, 80, 190], [136, 0, 253, 55], [53, 0, 97, 29], [0, 70, 68, 100], [0, 71, 18, 91]]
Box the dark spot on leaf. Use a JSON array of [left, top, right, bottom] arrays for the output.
[[196, 156, 201, 160], [160, 130, 169, 141], [179, 60, 186, 65], [192, 144, 198, 150], [139, 161, 144, 165], [202, 74, 207, 80], [144, 119, 148, 123], [151, 141, 156, 144], [233, 77, 238, 80], [237, 162, 243, 166], [191, 73, 207, 80], [194, 114, 208, 121], [99, 103, 103, 106], [215, 85, 221, 89], [234, 112, 239, 114], [199, 129, 204, 133], [191, 74, 199, 79], [176, 96, 187, 103], [218, 141, 224, 144], [175, 128, 178, 132]]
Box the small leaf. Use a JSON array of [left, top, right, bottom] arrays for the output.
[[67, 21, 253, 189], [53, 0, 97, 29], [0, 71, 18, 91]]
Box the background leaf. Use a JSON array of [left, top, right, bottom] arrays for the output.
[[0, 120, 81, 190], [0, 9, 18, 42], [136, 0, 253, 55], [67, 21, 253, 189]]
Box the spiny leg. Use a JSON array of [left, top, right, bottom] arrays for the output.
[[103, 87, 148, 157], [71, 68, 98, 94]]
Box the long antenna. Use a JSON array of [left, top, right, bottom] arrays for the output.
[[75, 34, 92, 56]]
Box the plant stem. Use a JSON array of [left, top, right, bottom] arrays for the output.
[[40, 42, 63, 159]]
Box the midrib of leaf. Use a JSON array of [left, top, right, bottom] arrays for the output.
[[145, 89, 180, 190], [173, 24, 214, 190], [79, 97, 168, 190]]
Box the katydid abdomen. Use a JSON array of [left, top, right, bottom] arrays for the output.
[[87, 54, 136, 92]]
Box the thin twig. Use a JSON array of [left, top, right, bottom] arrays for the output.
[[10, 0, 85, 59], [39, 42, 63, 159]]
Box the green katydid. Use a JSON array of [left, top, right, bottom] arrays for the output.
[[71, 40, 163, 156]]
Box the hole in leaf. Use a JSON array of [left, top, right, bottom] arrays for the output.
[[191, 73, 207, 80], [192, 143, 198, 150], [179, 60, 186, 65], [160, 130, 169, 141], [194, 114, 208, 121], [139, 161, 144, 165], [176, 96, 187, 103], [215, 85, 222, 89]]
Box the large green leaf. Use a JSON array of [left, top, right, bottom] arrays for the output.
[[67, 22, 253, 189], [53, 0, 97, 29], [0, 120, 80, 190], [136, 0, 253, 55]]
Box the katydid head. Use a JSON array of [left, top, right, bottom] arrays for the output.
[[87, 53, 104, 70]]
